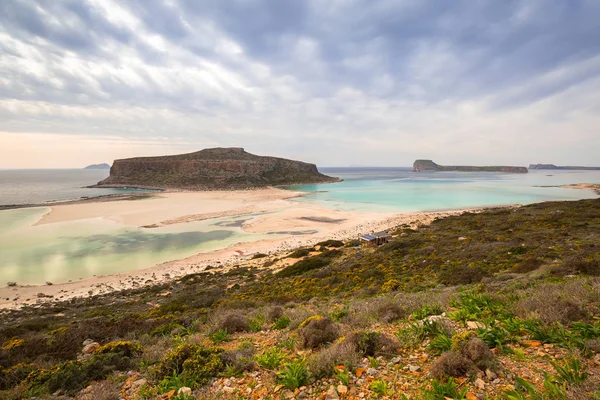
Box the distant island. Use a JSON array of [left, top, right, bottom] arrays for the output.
[[94, 147, 340, 190], [529, 164, 600, 171], [84, 163, 111, 170], [413, 159, 528, 173]]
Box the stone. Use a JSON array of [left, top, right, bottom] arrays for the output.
[[474, 378, 486, 390], [326, 386, 339, 400], [224, 378, 232, 387], [222, 386, 235, 394], [177, 387, 192, 396], [7, 282, 16, 287], [390, 356, 402, 365], [485, 369, 497, 380], [337, 384, 348, 394], [46, 281, 53, 285], [367, 367, 378, 376], [82, 342, 100, 355], [83, 339, 95, 346], [467, 321, 485, 330], [408, 365, 420, 372]]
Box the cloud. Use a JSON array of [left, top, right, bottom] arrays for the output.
[[1, 0, 599, 167]]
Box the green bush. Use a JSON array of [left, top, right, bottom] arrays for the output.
[[158, 344, 223, 387], [277, 358, 309, 390], [276, 250, 342, 278]]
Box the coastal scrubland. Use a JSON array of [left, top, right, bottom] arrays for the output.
[[1, 198, 599, 399]]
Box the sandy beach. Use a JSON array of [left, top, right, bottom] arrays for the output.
[[0, 188, 475, 310]]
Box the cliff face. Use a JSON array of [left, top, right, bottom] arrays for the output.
[[96, 148, 339, 189], [413, 160, 528, 173]]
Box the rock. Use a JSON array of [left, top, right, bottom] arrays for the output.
[[7, 282, 16, 287], [408, 365, 420, 372], [83, 339, 95, 346], [474, 378, 486, 390], [337, 384, 348, 394], [224, 378, 232, 387], [46, 281, 53, 285], [367, 367, 378, 376], [389, 356, 402, 365], [82, 342, 100, 355], [222, 386, 235, 393], [96, 147, 340, 190], [485, 369, 497, 380], [283, 390, 295, 399], [458, 236, 467, 241], [178, 387, 192, 396], [326, 386, 339, 400], [467, 321, 485, 330]]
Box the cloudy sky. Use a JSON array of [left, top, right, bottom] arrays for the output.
[[1, 0, 599, 168]]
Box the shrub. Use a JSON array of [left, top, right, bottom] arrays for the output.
[[516, 296, 586, 325], [309, 341, 360, 379], [347, 331, 399, 358], [26, 353, 134, 396], [277, 358, 309, 390], [376, 300, 407, 323], [317, 240, 344, 248], [0, 362, 37, 390], [158, 344, 223, 386], [286, 248, 312, 258], [209, 329, 230, 345], [422, 377, 468, 399], [429, 351, 476, 379], [95, 340, 143, 357], [438, 264, 486, 286], [272, 316, 291, 330], [266, 306, 284, 323], [276, 250, 342, 278], [299, 317, 339, 349], [565, 256, 600, 275], [218, 313, 250, 334], [220, 347, 255, 376], [251, 253, 268, 259], [369, 380, 392, 397]]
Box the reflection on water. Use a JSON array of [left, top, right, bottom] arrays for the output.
[[0, 210, 271, 285]]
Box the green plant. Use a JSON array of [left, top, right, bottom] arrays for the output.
[[255, 347, 286, 370], [368, 356, 380, 368], [412, 304, 443, 320], [335, 369, 350, 386], [209, 329, 230, 345], [429, 333, 452, 355], [369, 380, 392, 397], [157, 371, 196, 394], [330, 307, 349, 322], [421, 378, 467, 399], [476, 324, 511, 351], [277, 335, 297, 351], [249, 315, 264, 332], [157, 344, 223, 387], [277, 358, 309, 390], [272, 316, 291, 330], [550, 357, 588, 385]]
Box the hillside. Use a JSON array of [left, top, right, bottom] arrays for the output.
[[95, 148, 339, 189], [414, 160, 528, 173], [1, 199, 599, 399]]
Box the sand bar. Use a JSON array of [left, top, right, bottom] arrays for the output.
[[0, 187, 488, 309]]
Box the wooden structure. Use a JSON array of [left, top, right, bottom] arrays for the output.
[[359, 231, 392, 247]]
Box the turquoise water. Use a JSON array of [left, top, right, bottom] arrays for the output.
[[289, 168, 600, 212]]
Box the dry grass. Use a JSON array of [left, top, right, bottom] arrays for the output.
[[299, 317, 340, 349]]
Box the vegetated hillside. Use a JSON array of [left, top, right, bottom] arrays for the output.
[[95, 147, 339, 189], [1, 199, 599, 399]]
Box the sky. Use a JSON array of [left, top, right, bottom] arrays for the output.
[[1, 0, 600, 168]]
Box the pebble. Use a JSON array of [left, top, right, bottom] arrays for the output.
[[337, 384, 348, 394], [408, 365, 420, 372], [475, 378, 486, 390], [326, 386, 339, 400], [367, 367, 378, 376], [177, 387, 191, 396], [485, 368, 497, 380]]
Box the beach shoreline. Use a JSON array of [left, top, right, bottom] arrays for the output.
[[0, 186, 503, 310]]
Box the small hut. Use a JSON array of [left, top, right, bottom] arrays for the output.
[[359, 231, 392, 247]]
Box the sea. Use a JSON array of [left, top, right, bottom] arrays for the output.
[[1, 167, 599, 285]]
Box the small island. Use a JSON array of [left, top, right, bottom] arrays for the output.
[[84, 163, 111, 170], [94, 147, 340, 190], [529, 164, 600, 171], [413, 159, 528, 173]]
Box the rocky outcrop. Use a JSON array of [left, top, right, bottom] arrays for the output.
[[529, 164, 600, 170], [413, 160, 528, 173], [95, 148, 339, 190], [84, 163, 110, 170]]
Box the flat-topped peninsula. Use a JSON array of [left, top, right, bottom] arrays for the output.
[[94, 147, 339, 190], [413, 159, 528, 173], [529, 164, 600, 171]]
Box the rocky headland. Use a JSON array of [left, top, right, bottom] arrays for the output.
[[83, 163, 110, 170], [94, 147, 340, 190], [529, 163, 600, 170], [413, 159, 528, 173]]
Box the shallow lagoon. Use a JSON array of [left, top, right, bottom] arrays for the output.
[[289, 168, 600, 212], [0, 208, 270, 285]]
